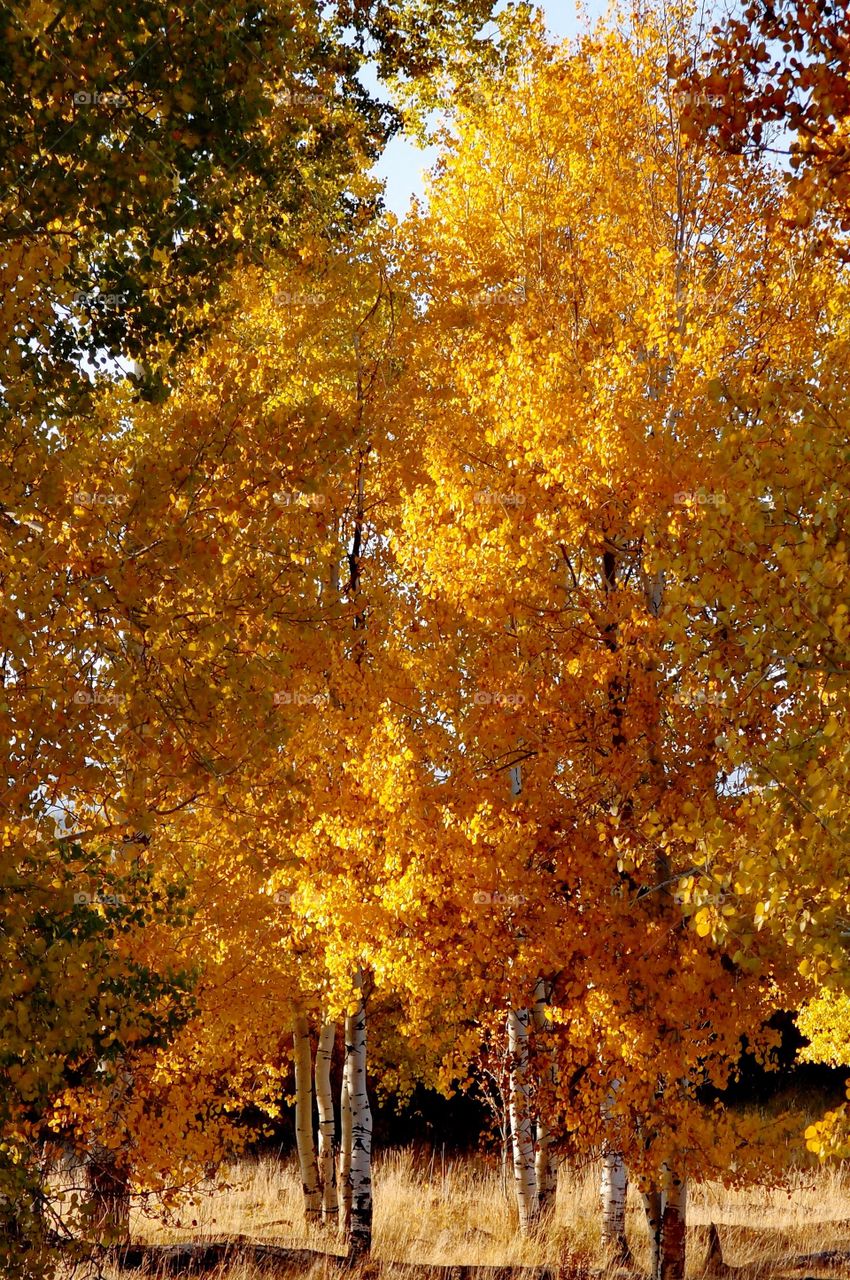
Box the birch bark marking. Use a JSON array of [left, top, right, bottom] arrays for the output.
[[599, 1083, 630, 1263], [659, 1167, 687, 1280], [531, 978, 557, 1215], [292, 1012, 322, 1223], [600, 1150, 630, 1262], [338, 1039, 353, 1238], [315, 1021, 338, 1222], [507, 1007, 538, 1233], [346, 985, 373, 1256], [642, 1168, 687, 1280], [643, 1186, 663, 1280]]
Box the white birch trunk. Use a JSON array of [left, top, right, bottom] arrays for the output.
[[658, 1168, 687, 1280], [315, 1021, 338, 1222], [600, 1149, 629, 1261], [345, 987, 373, 1256], [292, 1012, 322, 1223], [643, 1170, 687, 1280], [338, 1043, 353, 1238], [507, 1007, 538, 1233], [643, 1186, 663, 1280], [531, 979, 557, 1214], [600, 1082, 630, 1263]]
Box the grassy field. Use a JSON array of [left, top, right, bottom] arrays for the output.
[[97, 1149, 850, 1278]]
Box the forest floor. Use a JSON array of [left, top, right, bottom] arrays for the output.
[[91, 1150, 850, 1279]]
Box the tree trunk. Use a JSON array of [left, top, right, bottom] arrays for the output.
[[86, 1146, 130, 1243], [643, 1186, 663, 1280], [531, 979, 557, 1215], [600, 1149, 629, 1263], [507, 1008, 538, 1234], [315, 1021, 339, 1223], [599, 1081, 630, 1264], [534, 1118, 556, 1217], [292, 1012, 322, 1224], [338, 1037, 353, 1239], [501, 1129, 511, 1199], [659, 1169, 687, 1280], [643, 1171, 687, 1280], [345, 987, 373, 1256]]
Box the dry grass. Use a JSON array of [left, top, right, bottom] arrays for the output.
[[90, 1150, 850, 1279]]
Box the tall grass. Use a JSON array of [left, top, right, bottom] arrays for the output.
[[99, 1149, 850, 1277]]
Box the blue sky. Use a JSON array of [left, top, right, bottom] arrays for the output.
[[373, 0, 611, 213]]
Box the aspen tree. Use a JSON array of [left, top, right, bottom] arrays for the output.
[[532, 978, 557, 1216], [600, 1081, 630, 1263], [315, 1022, 339, 1222], [293, 1012, 322, 1223], [507, 1007, 538, 1233], [344, 978, 373, 1256], [658, 1167, 688, 1280], [600, 1149, 629, 1262], [338, 1049, 353, 1238], [643, 1187, 664, 1280], [33, 8, 850, 1269], [387, 8, 835, 1276]]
